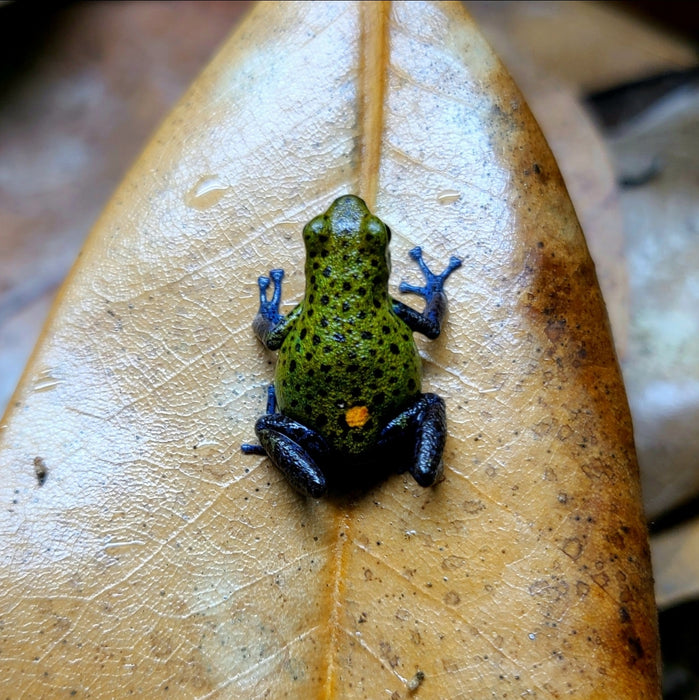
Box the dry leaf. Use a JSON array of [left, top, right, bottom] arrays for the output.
[[608, 87, 699, 519], [653, 517, 699, 609], [465, 0, 698, 93], [0, 2, 660, 697]]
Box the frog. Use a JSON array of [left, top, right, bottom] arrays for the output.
[[242, 194, 461, 498]]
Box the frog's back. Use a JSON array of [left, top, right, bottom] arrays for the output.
[[274, 195, 422, 456], [276, 303, 421, 456]]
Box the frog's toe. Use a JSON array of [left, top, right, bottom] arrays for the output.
[[269, 268, 284, 284], [399, 280, 426, 297], [408, 246, 433, 279], [241, 443, 266, 455], [257, 275, 271, 294], [408, 246, 424, 261], [441, 255, 463, 280], [268, 269, 285, 307]]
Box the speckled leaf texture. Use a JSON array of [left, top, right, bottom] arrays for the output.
[[0, 2, 660, 698]]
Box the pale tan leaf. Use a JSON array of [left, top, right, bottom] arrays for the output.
[[0, 2, 660, 697], [608, 89, 699, 519], [653, 518, 699, 608]]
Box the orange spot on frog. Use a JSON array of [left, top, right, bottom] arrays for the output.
[[345, 405, 370, 428]]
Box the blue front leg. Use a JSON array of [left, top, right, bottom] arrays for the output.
[[393, 247, 462, 338], [252, 269, 287, 350]]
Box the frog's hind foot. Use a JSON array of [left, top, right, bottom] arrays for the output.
[[378, 392, 447, 488], [410, 392, 447, 487], [253, 413, 329, 498]]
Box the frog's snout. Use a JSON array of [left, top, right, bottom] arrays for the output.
[[326, 194, 369, 233], [329, 194, 368, 213]]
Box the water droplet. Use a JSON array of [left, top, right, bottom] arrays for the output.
[[192, 440, 224, 458], [103, 537, 145, 555], [33, 368, 62, 393], [185, 175, 228, 210], [437, 189, 461, 204]]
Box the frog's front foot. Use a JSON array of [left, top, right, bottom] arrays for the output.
[[256, 268, 285, 325], [399, 247, 462, 300], [252, 268, 291, 350], [394, 247, 462, 339]]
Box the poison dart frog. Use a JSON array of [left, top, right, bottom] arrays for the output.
[[242, 195, 461, 497]]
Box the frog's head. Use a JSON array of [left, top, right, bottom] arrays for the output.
[[303, 195, 391, 276]]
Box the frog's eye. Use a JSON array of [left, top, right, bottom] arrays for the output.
[[363, 216, 389, 248], [305, 216, 325, 238], [303, 216, 325, 244]]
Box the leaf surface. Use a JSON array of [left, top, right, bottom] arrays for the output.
[[0, 2, 660, 697]]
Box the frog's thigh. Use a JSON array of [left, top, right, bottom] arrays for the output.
[[254, 414, 327, 498], [380, 393, 446, 487]]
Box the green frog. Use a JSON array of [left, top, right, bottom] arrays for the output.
[[242, 195, 461, 497]]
